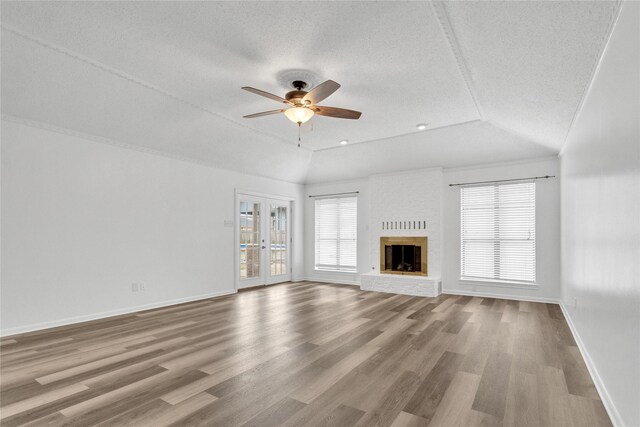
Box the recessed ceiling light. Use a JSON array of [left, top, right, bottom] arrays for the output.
[[340, 140, 348, 145], [416, 123, 428, 130]]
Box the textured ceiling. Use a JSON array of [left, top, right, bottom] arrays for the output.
[[443, 0, 620, 151], [0, 1, 620, 183], [306, 120, 557, 183]]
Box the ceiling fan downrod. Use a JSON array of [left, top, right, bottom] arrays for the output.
[[292, 80, 308, 91]]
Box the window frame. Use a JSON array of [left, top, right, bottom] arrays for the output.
[[314, 195, 358, 273], [460, 182, 536, 285]]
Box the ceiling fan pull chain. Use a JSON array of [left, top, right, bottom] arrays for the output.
[[298, 123, 301, 148]]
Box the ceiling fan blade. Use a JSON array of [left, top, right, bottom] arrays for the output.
[[302, 80, 340, 105], [242, 87, 291, 105], [314, 106, 362, 120], [243, 109, 285, 118]]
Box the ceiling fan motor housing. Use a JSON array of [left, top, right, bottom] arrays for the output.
[[285, 86, 309, 105]]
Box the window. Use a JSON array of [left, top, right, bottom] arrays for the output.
[[315, 196, 357, 272], [461, 182, 536, 283]]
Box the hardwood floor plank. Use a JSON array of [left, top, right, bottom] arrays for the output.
[[462, 408, 504, 426], [353, 370, 422, 427], [0, 383, 88, 419], [290, 344, 380, 404], [204, 342, 319, 399], [429, 371, 482, 427], [59, 368, 202, 418], [0, 366, 167, 427], [403, 351, 465, 421], [314, 403, 365, 427], [459, 330, 495, 375], [560, 345, 601, 400], [98, 392, 218, 427], [241, 397, 306, 427], [0, 282, 610, 427], [168, 364, 326, 427], [537, 365, 573, 427], [567, 394, 613, 427], [503, 371, 540, 427], [390, 411, 429, 427], [36, 347, 167, 385], [472, 351, 513, 419], [161, 345, 291, 405], [280, 370, 372, 427], [442, 310, 473, 334]]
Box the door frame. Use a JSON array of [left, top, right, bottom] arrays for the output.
[[234, 190, 295, 291]]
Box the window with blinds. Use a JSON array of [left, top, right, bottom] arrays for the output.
[[315, 196, 357, 272], [461, 182, 536, 283]]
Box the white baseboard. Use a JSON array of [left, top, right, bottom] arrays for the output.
[[443, 289, 559, 304], [303, 277, 361, 286], [0, 289, 237, 337], [559, 304, 623, 427]]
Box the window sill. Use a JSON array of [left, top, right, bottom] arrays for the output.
[[459, 278, 538, 289], [314, 268, 358, 274]]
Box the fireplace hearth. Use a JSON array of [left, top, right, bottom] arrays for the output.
[[380, 236, 427, 276]]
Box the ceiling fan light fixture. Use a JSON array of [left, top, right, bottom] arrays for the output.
[[284, 107, 314, 124]]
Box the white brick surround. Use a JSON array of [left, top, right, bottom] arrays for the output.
[[361, 272, 442, 297], [368, 168, 443, 277], [362, 168, 443, 296]]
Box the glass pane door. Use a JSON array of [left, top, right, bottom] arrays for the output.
[[269, 204, 288, 280], [237, 195, 291, 288], [239, 199, 262, 287]]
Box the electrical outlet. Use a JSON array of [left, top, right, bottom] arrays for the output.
[[132, 282, 146, 292]]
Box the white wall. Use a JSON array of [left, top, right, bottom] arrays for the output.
[[304, 179, 370, 285], [305, 161, 559, 298], [1, 119, 305, 335], [442, 158, 561, 302], [560, 2, 640, 426], [304, 168, 444, 284]]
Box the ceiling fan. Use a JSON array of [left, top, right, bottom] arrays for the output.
[[241, 80, 362, 125]]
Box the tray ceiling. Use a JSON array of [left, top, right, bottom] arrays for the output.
[[1, 1, 620, 183]]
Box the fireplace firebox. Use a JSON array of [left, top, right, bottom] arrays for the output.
[[380, 236, 427, 276]]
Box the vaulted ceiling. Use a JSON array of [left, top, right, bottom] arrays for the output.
[[1, 1, 620, 183]]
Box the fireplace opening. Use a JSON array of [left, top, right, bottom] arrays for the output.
[[380, 236, 427, 276], [386, 245, 421, 272]]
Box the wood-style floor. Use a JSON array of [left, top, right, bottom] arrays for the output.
[[1, 282, 610, 427]]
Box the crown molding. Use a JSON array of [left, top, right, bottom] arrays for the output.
[[304, 176, 369, 188], [442, 155, 559, 173], [431, 1, 484, 121], [313, 119, 482, 153], [369, 166, 443, 180]]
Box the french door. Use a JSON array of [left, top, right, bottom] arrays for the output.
[[237, 194, 291, 289]]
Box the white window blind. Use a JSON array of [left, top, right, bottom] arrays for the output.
[[315, 196, 357, 272], [461, 182, 536, 283]]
